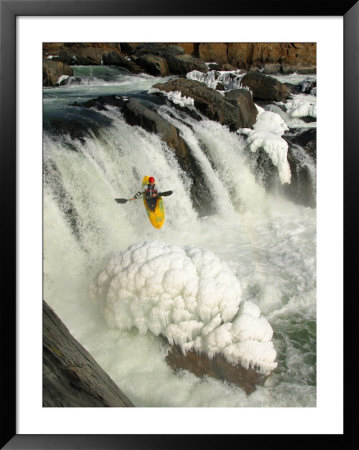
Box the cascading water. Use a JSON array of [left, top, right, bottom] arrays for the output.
[[43, 66, 316, 407]]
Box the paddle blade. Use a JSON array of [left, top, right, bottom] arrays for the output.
[[115, 198, 128, 203], [158, 191, 173, 197]]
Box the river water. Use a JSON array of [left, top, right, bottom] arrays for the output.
[[43, 66, 317, 407]]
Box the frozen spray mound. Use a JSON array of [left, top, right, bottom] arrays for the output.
[[90, 240, 277, 375]]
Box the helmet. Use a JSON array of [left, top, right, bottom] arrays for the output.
[[149, 177, 155, 183]]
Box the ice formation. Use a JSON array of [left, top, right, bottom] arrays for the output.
[[90, 240, 277, 375], [148, 88, 195, 108], [187, 69, 245, 91], [240, 110, 291, 184], [285, 96, 317, 119]]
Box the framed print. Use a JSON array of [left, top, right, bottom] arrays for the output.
[[1, 0, 357, 447]]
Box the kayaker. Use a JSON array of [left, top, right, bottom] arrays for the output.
[[131, 176, 158, 210]]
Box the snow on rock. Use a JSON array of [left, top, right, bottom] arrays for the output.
[[89, 240, 277, 375], [148, 88, 195, 108], [240, 110, 291, 184]]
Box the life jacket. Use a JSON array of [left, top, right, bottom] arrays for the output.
[[145, 184, 157, 198]]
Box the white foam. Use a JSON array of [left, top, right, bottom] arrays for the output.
[[90, 240, 277, 375]]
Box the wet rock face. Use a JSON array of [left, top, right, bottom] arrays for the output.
[[153, 78, 258, 130], [43, 301, 134, 407], [165, 342, 269, 395], [241, 71, 292, 102]]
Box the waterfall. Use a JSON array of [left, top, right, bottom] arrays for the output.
[[43, 68, 316, 407]]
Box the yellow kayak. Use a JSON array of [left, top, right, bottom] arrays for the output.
[[142, 176, 165, 229]]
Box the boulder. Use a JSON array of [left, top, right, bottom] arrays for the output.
[[58, 47, 107, 65], [101, 52, 144, 74], [224, 89, 258, 128], [164, 53, 209, 75], [135, 54, 171, 76], [43, 300, 134, 407], [153, 78, 257, 130], [43, 59, 73, 86], [241, 71, 291, 102], [165, 342, 269, 395]]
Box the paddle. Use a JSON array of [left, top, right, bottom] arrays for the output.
[[115, 191, 173, 204]]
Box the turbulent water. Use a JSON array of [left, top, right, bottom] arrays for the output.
[[43, 65, 316, 407]]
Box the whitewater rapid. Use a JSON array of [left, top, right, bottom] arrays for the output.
[[43, 68, 317, 407]]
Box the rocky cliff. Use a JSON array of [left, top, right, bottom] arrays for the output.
[[43, 42, 316, 86], [43, 300, 134, 407]]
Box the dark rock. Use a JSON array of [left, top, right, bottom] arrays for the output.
[[164, 53, 209, 76], [153, 78, 257, 130], [284, 128, 316, 161], [165, 343, 269, 395], [282, 128, 317, 207], [120, 43, 141, 54], [135, 54, 171, 76], [43, 300, 134, 407], [46, 118, 94, 141], [241, 71, 291, 102], [224, 89, 259, 128], [101, 52, 144, 74], [58, 48, 105, 65]]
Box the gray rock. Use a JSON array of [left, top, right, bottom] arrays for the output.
[[43, 300, 134, 407], [241, 71, 291, 102]]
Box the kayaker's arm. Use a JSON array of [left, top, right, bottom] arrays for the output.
[[131, 191, 143, 201]]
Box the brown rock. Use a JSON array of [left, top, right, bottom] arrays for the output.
[[43, 59, 73, 86], [166, 343, 269, 395], [198, 43, 229, 64], [176, 43, 196, 55], [228, 43, 254, 69]]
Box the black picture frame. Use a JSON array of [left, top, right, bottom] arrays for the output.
[[1, 0, 357, 448]]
